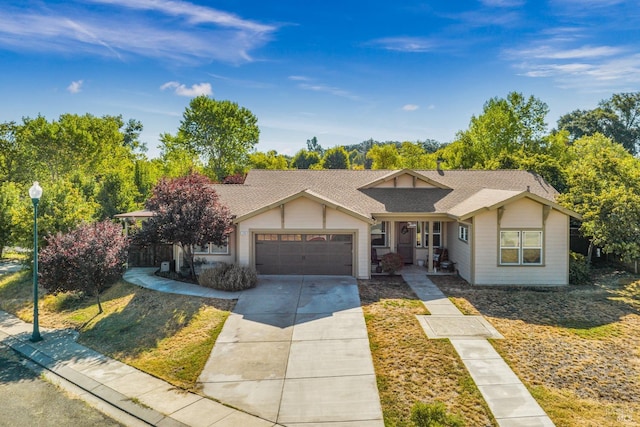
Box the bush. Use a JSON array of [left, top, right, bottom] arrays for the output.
[[411, 401, 465, 427], [569, 251, 590, 285], [381, 252, 404, 275], [198, 263, 257, 291]]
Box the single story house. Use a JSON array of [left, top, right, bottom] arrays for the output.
[[122, 169, 579, 286]]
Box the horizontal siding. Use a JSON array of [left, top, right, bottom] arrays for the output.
[[473, 204, 569, 286], [501, 198, 542, 228], [447, 222, 471, 282], [284, 198, 323, 229]]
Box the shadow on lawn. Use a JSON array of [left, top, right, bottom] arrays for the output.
[[77, 285, 233, 359], [430, 271, 639, 329]]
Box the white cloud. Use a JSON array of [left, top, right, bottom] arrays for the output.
[[67, 80, 83, 94], [0, 1, 277, 64], [480, 0, 525, 7], [402, 104, 419, 111], [296, 83, 360, 101], [370, 37, 435, 53], [161, 81, 212, 97], [288, 75, 311, 81]]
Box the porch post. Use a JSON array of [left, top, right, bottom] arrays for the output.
[[427, 221, 434, 273]]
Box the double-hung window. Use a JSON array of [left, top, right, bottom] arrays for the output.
[[371, 222, 387, 247], [458, 225, 469, 242], [424, 222, 442, 247], [500, 230, 542, 265]]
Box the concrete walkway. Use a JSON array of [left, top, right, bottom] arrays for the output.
[[199, 275, 384, 426], [401, 268, 555, 427]]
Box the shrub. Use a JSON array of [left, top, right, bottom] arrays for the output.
[[198, 263, 257, 291], [411, 401, 465, 427], [569, 251, 590, 285], [381, 252, 404, 275]]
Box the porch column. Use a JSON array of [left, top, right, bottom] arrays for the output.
[[427, 221, 434, 273]]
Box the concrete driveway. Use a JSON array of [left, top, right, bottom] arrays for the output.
[[198, 275, 384, 426]]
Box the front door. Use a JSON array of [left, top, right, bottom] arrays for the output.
[[396, 222, 414, 264]]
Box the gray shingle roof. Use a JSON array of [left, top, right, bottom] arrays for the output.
[[211, 169, 563, 220]]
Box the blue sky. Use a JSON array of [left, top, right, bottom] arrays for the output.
[[1, 0, 639, 157]]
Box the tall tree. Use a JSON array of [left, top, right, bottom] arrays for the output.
[[249, 150, 289, 169], [558, 134, 640, 263], [443, 92, 549, 169], [177, 96, 259, 181], [291, 149, 321, 169], [557, 92, 640, 155], [321, 147, 350, 169], [367, 144, 401, 169], [306, 136, 324, 156], [0, 182, 19, 258], [137, 173, 233, 277]]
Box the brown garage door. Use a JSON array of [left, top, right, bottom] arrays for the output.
[[255, 233, 353, 275]]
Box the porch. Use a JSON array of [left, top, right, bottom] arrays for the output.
[[370, 219, 457, 274]]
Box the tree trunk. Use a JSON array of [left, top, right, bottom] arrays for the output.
[[587, 240, 594, 265], [96, 290, 103, 314]]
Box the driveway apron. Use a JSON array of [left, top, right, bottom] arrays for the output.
[[198, 275, 384, 426]]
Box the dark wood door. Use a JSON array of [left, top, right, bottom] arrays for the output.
[[397, 222, 414, 264]]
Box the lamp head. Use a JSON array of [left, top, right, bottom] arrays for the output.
[[29, 181, 43, 200]]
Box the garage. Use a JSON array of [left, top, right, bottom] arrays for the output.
[[255, 233, 353, 275]]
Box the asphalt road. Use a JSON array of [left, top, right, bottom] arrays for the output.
[[0, 343, 122, 427]]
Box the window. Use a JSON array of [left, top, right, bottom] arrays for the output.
[[210, 242, 229, 254], [500, 230, 542, 265], [371, 222, 387, 247], [458, 225, 469, 242], [424, 222, 441, 247], [416, 222, 422, 247], [194, 242, 229, 255]]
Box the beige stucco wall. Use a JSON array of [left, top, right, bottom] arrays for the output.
[[236, 196, 370, 278], [473, 197, 569, 286]]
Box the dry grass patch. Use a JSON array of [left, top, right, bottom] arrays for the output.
[[431, 271, 640, 426], [359, 276, 494, 427], [0, 271, 234, 391]]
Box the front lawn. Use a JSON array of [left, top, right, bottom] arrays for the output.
[[0, 270, 234, 390], [431, 270, 640, 427], [358, 276, 495, 426]]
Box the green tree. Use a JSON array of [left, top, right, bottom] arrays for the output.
[[306, 136, 324, 156], [0, 182, 19, 257], [367, 144, 401, 169], [177, 96, 260, 181], [321, 147, 350, 169], [558, 134, 640, 263], [249, 150, 289, 169], [291, 149, 321, 169], [445, 92, 549, 169], [158, 132, 203, 178]]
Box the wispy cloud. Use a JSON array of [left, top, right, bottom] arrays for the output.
[[289, 76, 360, 101], [67, 80, 83, 94], [402, 104, 419, 111], [505, 32, 640, 90], [369, 37, 435, 53], [160, 81, 212, 97], [480, 0, 525, 7], [0, 1, 277, 64]]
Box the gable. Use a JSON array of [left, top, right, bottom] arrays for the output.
[[359, 169, 450, 190]]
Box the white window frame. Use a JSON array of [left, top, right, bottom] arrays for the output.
[[499, 230, 543, 265], [193, 242, 229, 255], [458, 225, 469, 243], [424, 221, 442, 248], [371, 222, 388, 247]]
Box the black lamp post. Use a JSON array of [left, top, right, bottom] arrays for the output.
[[29, 181, 43, 342]]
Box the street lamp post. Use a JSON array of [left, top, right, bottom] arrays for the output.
[[29, 181, 43, 342]]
